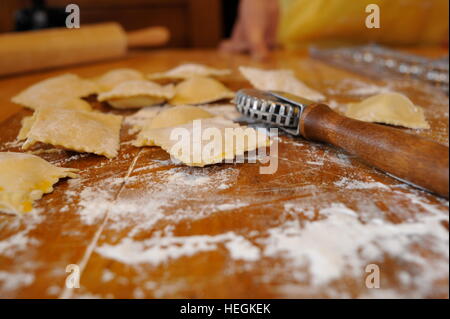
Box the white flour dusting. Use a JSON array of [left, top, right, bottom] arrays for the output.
[[0, 231, 39, 258], [96, 232, 260, 265], [89, 193, 448, 298], [334, 177, 390, 190], [0, 139, 23, 150], [63, 164, 242, 232], [261, 201, 448, 295], [0, 271, 34, 291]]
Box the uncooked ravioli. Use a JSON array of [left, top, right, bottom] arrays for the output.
[[169, 77, 234, 106], [21, 107, 123, 158], [133, 117, 270, 167], [0, 152, 78, 215], [98, 80, 175, 109], [345, 92, 430, 129], [133, 106, 214, 146], [239, 66, 325, 102], [95, 68, 145, 93], [148, 63, 231, 82], [11, 73, 98, 110], [17, 114, 37, 141]]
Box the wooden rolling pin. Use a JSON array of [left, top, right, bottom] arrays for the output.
[[0, 23, 170, 77]]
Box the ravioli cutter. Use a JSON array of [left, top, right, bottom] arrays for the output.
[[235, 89, 449, 198]]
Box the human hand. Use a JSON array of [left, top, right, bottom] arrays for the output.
[[219, 0, 279, 60]]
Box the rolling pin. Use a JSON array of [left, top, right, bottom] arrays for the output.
[[0, 22, 170, 77]]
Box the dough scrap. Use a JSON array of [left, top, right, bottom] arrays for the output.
[[127, 104, 241, 136], [345, 92, 430, 129], [98, 80, 175, 109], [148, 63, 231, 81], [133, 117, 270, 167], [11, 73, 98, 110], [95, 68, 145, 93], [22, 107, 123, 158], [17, 114, 36, 141], [169, 76, 234, 106], [56, 98, 92, 111], [134, 106, 214, 146], [0, 152, 78, 215], [145, 105, 214, 130], [239, 66, 325, 102], [17, 103, 91, 141]]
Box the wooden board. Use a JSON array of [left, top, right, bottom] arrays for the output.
[[0, 49, 448, 298]]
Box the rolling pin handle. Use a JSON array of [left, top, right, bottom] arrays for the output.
[[126, 26, 170, 48]]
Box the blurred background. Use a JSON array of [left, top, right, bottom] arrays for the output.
[[0, 0, 448, 79], [0, 0, 239, 47]]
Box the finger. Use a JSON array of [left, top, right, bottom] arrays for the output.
[[266, 0, 280, 48], [219, 39, 248, 53], [242, 0, 270, 58]]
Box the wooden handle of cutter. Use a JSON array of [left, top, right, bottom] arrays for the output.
[[127, 26, 170, 48], [300, 104, 449, 198]]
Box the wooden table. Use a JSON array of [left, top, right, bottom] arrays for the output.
[[0, 49, 448, 299]]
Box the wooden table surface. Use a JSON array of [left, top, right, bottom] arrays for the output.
[[0, 48, 448, 299]]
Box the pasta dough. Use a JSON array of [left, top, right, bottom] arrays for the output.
[[169, 77, 234, 106], [148, 63, 231, 81], [345, 92, 430, 129], [95, 68, 145, 93], [12, 73, 98, 110], [134, 106, 214, 146], [133, 117, 270, 167], [22, 107, 123, 158], [17, 114, 36, 141], [144, 105, 214, 129], [0, 152, 78, 215], [98, 80, 175, 109], [55, 98, 92, 111], [239, 66, 325, 102]]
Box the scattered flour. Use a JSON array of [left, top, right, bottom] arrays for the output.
[[96, 232, 260, 265], [334, 177, 390, 190], [261, 201, 448, 295], [0, 271, 35, 291], [0, 139, 23, 150], [0, 211, 44, 293], [101, 269, 115, 282], [63, 165, 242, 232]]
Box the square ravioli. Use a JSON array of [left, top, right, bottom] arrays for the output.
[[133, 117, 270, 167], [0, 152, 78, 215], [239, 66, 325, 102], [133, 105, 215, 146], [11, 73, 98, 110], [169, 77, 234, 105], [98, 80, 175, 109], [22, 107, 123, 158], [148, 63, 231, 81], [345, 92, 430, 129], [95, 68, 145, 93]]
